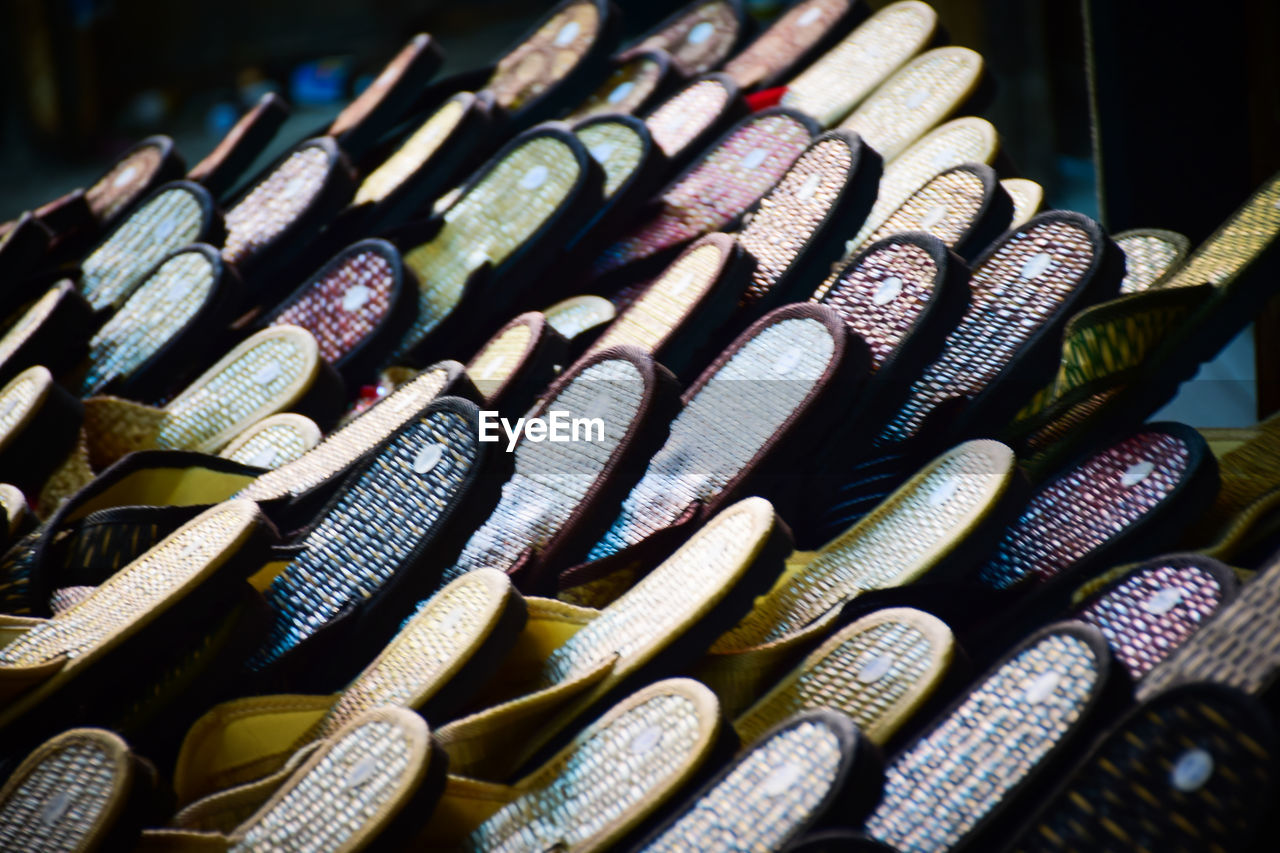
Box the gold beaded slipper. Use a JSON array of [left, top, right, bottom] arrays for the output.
[[623, 0, 748, 77], [171, 569, 524, 814], [733, 607, 956, 749], [241, 397, 512, 688], [466, 312, 567, 415], [0, 500, 275, 742], [143, 707, 447, 853], [565, 305, 867, 601], [699, 439, 1018, 714], [0, 365, 84, 498], [838, 46, 986, 162], [442, 346, 680, 594], [218, 414, 322, 472], [780, 0, 937, 127], [569, 50, 682, 121], [843, 116, 999, 252], [631, 709, 883, 853], [343, 92, 494, 239], [0, 727, 159, 853], [0, 280, 97, 389], [432, 497, 788, 782], [423, 678, 726, 852], [395, 123, 604, 363], [1005, 683, 1276, 853], [81, 325, 344, 470], [861, 622, 1122, 852], [823, 162, 1013, 283], [480, 0, 621, 129], [77, 245, 242, 401], [77, 181, 224, 312]]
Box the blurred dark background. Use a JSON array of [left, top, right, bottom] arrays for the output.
[[1, 0, 1278, 423]]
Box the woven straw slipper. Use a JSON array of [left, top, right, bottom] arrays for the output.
[[78, 181, 223, 312], [0, 280, 96, 388], [186, 93, 290, 203], [1006, 682, 1276, 853], [624, 0, 747, 77], [443, 346, 679, 594], [466, 312, 567, 415], [1001, 177, 1044, 229], [344, 92, 493, 239], [0, 484, 30, 547], [543, 294, 617, 347], [79, 245, 242, 401], [722, 0, 870, 92], [1184, 411, 1280, 560], [830, 162, 1013, 277], [733, 607, 956, 749], [975, 423, 1218, 595], [481, 0, 621, 129], [82, 325, 344, 470], [144, 707, 447, 853], [84, 135, 185, 225], [838, 46, 986, 162], [876, 210, 1124, 447], [323, 33, 444, 161], [1, 450, 266, 618], [237, 360, 475, 510], [701, 439, 1017, 713], [1114, 227, 1191, 294], [1066, 553, 1239, 680], [781, 0, 937, 127], [590, 108, 818, 286], [243, 397, 511, 687], [425, 678, 726, 852], [844, 116, 1000, 252], [0, 366, 84, 497], [568, 305, 866, 596], [433, 497, 788, 782], [218, 414, 322, 471], [579, 233, 753, 378], [0, 727, 159, 853], [641, 73, 747, 167], [862, 622, 1121, 852], [632, 709, 883, 852], [1139, 547, 1280, 702], [569, 50, 682, 120], [0, 500, 275, 741], [733, 129, 882, 316], [395, 123, 604, 363], [564, 115, 670, 262], [171, 568, 524, 812], [258, 238, 415, 385]]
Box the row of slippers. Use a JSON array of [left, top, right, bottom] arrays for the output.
[[3, 0, 1280, 849], [3, 0, 1271, 529], [2, 488, 1280, 850]]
